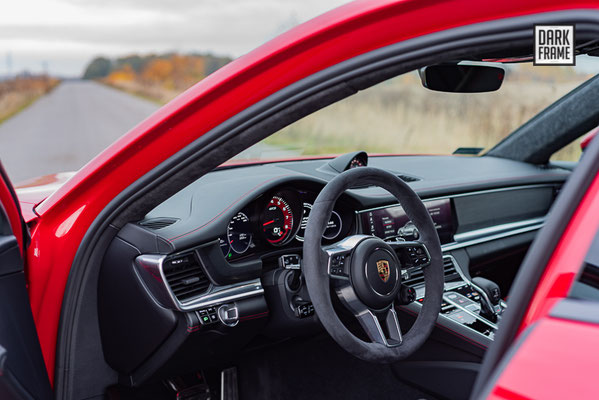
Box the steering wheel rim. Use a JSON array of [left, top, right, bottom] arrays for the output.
[[303, 167, 444, 363]]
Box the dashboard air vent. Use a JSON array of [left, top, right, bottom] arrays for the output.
[[163, 253, 210, 302], [397, 174, 420, 183], [139, 217, 179, 230], [404, 258, 458, 288], [351, 173, 420, 189]]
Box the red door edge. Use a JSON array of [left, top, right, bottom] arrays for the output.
[[519, 170, 599, 331], [0, 163, 27, 258]]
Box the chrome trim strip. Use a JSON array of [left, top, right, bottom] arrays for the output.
[[453, 217, 546, 243], [134, 254, 178, 309], [135, 254, 263, 311], [441, 222, 544, 252], [180, 280, 263, 311]]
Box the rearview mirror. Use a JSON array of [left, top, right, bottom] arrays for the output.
[[419, 63, 505, 93]]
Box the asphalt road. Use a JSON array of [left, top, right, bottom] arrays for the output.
[[0, 80, 302, 185], [0, 80, 159, 183]]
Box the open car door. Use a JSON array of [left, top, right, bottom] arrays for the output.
[[0, 163, 52, 399]]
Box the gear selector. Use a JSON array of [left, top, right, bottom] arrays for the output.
[[472, 277, 502, 322]]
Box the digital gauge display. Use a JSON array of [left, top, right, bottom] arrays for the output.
[[359, 199, 454, 244], [262, 196, 294, 246], [296, 203, 343, 242], [227, 212, 253, 254]]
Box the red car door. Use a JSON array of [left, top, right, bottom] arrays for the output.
[[476, 142, 599, 399], [0, 162, 52, 399]]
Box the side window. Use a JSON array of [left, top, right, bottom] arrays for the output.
[[570, 230, 599, 301], [550, 137, 584, 162]]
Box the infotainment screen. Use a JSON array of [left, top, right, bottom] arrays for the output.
[[359, 199, 454, 244]]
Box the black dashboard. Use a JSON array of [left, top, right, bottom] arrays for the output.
[[97, 152, 569, 385]]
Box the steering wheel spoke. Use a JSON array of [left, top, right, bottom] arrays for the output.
[[355, 305, 403, 347], [324, 235, 370, 280]]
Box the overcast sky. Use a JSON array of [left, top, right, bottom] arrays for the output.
[[0, 0, 349, 77]]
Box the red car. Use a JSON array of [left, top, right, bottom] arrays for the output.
[[1, 0, 599, 399]]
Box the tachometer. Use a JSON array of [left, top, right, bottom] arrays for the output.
[[262, 196, 294, 245], [227, 212, 253, 254]]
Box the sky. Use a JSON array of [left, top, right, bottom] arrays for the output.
[[0, 0, 349, 77]]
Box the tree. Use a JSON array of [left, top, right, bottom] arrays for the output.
[[82, 57, 112, 79]]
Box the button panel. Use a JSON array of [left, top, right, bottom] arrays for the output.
[[403, 244, 431, 267], [295, 303, 315, 318], [279, 254, 301, 270], [329, 254, 348, 277], [196, 307, 219, 325]]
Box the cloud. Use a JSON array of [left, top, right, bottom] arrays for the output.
[[0, 0, 348, 76]]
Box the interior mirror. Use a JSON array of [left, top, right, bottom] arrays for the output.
[[419, 63, 505, 93]]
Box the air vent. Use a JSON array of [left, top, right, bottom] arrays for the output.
[[351, 174, 420, 189], [163, 253, 210, 302], [139, 217, 179, 230], [397, 174, 420, 183], [404, 258, 458, 288]]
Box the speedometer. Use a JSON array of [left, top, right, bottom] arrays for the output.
[[227, 212, 253, 254], [262, 196, 294, 246]]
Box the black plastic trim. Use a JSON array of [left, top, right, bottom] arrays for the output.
[[196, 240, 262, 285], [549, 298, 599, 325]]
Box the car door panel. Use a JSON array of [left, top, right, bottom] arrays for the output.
[[0, 165, 52, 399]]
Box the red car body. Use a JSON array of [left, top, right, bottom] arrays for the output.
[[1, 0, 598, 398]]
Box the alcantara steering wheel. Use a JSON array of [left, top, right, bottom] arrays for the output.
[[303, 167, 444, 362]]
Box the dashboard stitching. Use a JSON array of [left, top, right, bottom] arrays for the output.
[[239, 311, 269, 321], [167, 174, 295, 243]]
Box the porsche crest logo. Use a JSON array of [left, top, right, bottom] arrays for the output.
[[376, 260, 390, 283]]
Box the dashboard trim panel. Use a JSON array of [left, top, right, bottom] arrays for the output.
[[356, 184, 557, 215], [135, 254, 264, 311], [441, 221, 544, 252], [452, 217, 545, 243]]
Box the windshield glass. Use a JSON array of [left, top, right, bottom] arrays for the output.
[[236, 60, 598, 163]]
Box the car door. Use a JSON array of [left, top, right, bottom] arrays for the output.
[[0, 163, 52, 399]]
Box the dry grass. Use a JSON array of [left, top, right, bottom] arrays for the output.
[[102, 79, 179, 104], [265, 72, 590, 162], [0, 76, 60, 124], [104, 63, 592, 162]]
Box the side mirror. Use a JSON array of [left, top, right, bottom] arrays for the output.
[[419, 63, 505, 93]]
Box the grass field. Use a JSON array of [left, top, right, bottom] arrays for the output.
[[263, 71, 589, 161], [106, 64, 593, 162], [0, 76, 60, 125]]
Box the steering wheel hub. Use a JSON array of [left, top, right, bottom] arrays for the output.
[[350, 238, 401, 309]]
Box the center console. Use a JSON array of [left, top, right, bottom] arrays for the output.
[[408, 255, 505, 341], [357, 197, 508, 345]]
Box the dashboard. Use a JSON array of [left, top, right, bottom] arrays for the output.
[[217, 186, 356, 262], [97, 152, 570, 385]]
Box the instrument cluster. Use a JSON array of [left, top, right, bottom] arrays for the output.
[[218, 186, 354, 262]]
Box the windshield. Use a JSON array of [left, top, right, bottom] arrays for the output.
[[236, 60, 598, 163]]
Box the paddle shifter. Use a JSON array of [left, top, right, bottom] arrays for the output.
[[471, 277, 502, 322]]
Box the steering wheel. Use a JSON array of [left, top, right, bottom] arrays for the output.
[[303, 167, 444, 363]]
